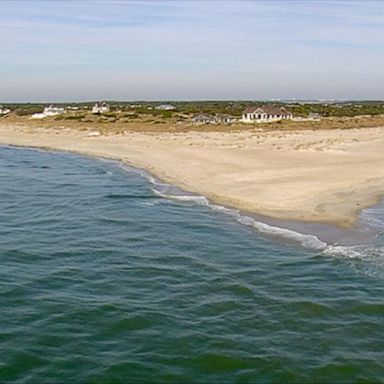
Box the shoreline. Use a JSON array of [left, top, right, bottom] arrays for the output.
[[0, 144, 382, 250], [1, 123, 384, 229], [2, 142, 382, 248]]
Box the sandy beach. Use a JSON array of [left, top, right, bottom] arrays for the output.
[[1, 122, 384, 227]]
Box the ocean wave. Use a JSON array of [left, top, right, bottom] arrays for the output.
[[152, 188, 210, 206], [118, 161, 384, 259], [152, 186, 327, 251], [324, 244, 384, 259], [117, 163, 329, 251], [211, 203, 328, 250], [324, 244, 384, 277], [151, 186, 384, 263]]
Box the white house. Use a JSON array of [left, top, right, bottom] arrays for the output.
[[43, 105, 65, 116], [31, 105, 64, 119], [155, 104, 176, 111], [241, 105, 293, 123], [92, 102, 110, 114], [0, 106, 10, 115]]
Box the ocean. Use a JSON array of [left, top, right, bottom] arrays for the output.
[[0, 145, 383, 383]]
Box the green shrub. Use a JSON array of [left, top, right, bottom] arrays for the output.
[[64, 114, 85, 120], [15, 107, 43, 116], [103, 112, 117, 118]]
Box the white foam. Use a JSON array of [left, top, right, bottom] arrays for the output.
[[324, 244, 384, 259], [152, 186, 327, 250], [323, 245, 366, 258], [210, 203, 327, 250], [324, 244, 384, 277], [152, 188, 210, 206]]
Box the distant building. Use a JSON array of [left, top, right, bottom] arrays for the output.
[[0, 105, 10, 115], [30, 114, 45, 119], [215, 114, 238, 124], [43, 105, 65, 116], [308, 112, 321, 120], [191, 113, 237, 124], [30, 105, 64, 119], [191, 113, 217, 124], [155, 104, 176, 111], [241, 105, 293, 123], [92, 102, 110, 114]]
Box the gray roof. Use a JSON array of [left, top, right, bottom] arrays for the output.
[[243, 105, 292, 115]]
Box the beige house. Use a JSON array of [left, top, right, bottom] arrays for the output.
[[241, 105, 293, 123]]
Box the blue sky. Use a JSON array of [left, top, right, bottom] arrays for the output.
[[1, 0, 383, 101]]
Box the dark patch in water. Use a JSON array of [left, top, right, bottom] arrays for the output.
[[105, 194, 158, 200]]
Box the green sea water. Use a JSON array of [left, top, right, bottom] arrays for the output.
[[0, 145, 383, 383]]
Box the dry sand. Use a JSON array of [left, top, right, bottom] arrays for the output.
[[1, 122, 384, 227]]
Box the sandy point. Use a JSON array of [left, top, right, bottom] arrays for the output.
[[1, 122, 384, 228]]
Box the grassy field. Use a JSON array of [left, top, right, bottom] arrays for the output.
[[3, 100, 384, 117], [1, 111, 384, 135]]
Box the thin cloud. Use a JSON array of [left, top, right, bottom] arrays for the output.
[[0, 0, 383, 101]]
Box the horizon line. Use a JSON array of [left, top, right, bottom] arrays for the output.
[[2, 98, 384, 104]]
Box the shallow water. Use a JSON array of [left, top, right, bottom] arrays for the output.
[[0, 145, 383, 383]]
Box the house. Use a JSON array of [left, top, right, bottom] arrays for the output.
[[191, 113, 217, 124], [0, 105, 10, 115], [43, 105, 65, 116], [30, 105, 64, 119], [215, 114, 238, 124], [308, 112, 321, 120], [155, 104, 176, 111], [92, 102, 110, 114], [241, 105, 293, 123]]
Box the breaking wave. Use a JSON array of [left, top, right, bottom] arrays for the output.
[[118, 162, 384, 261]]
